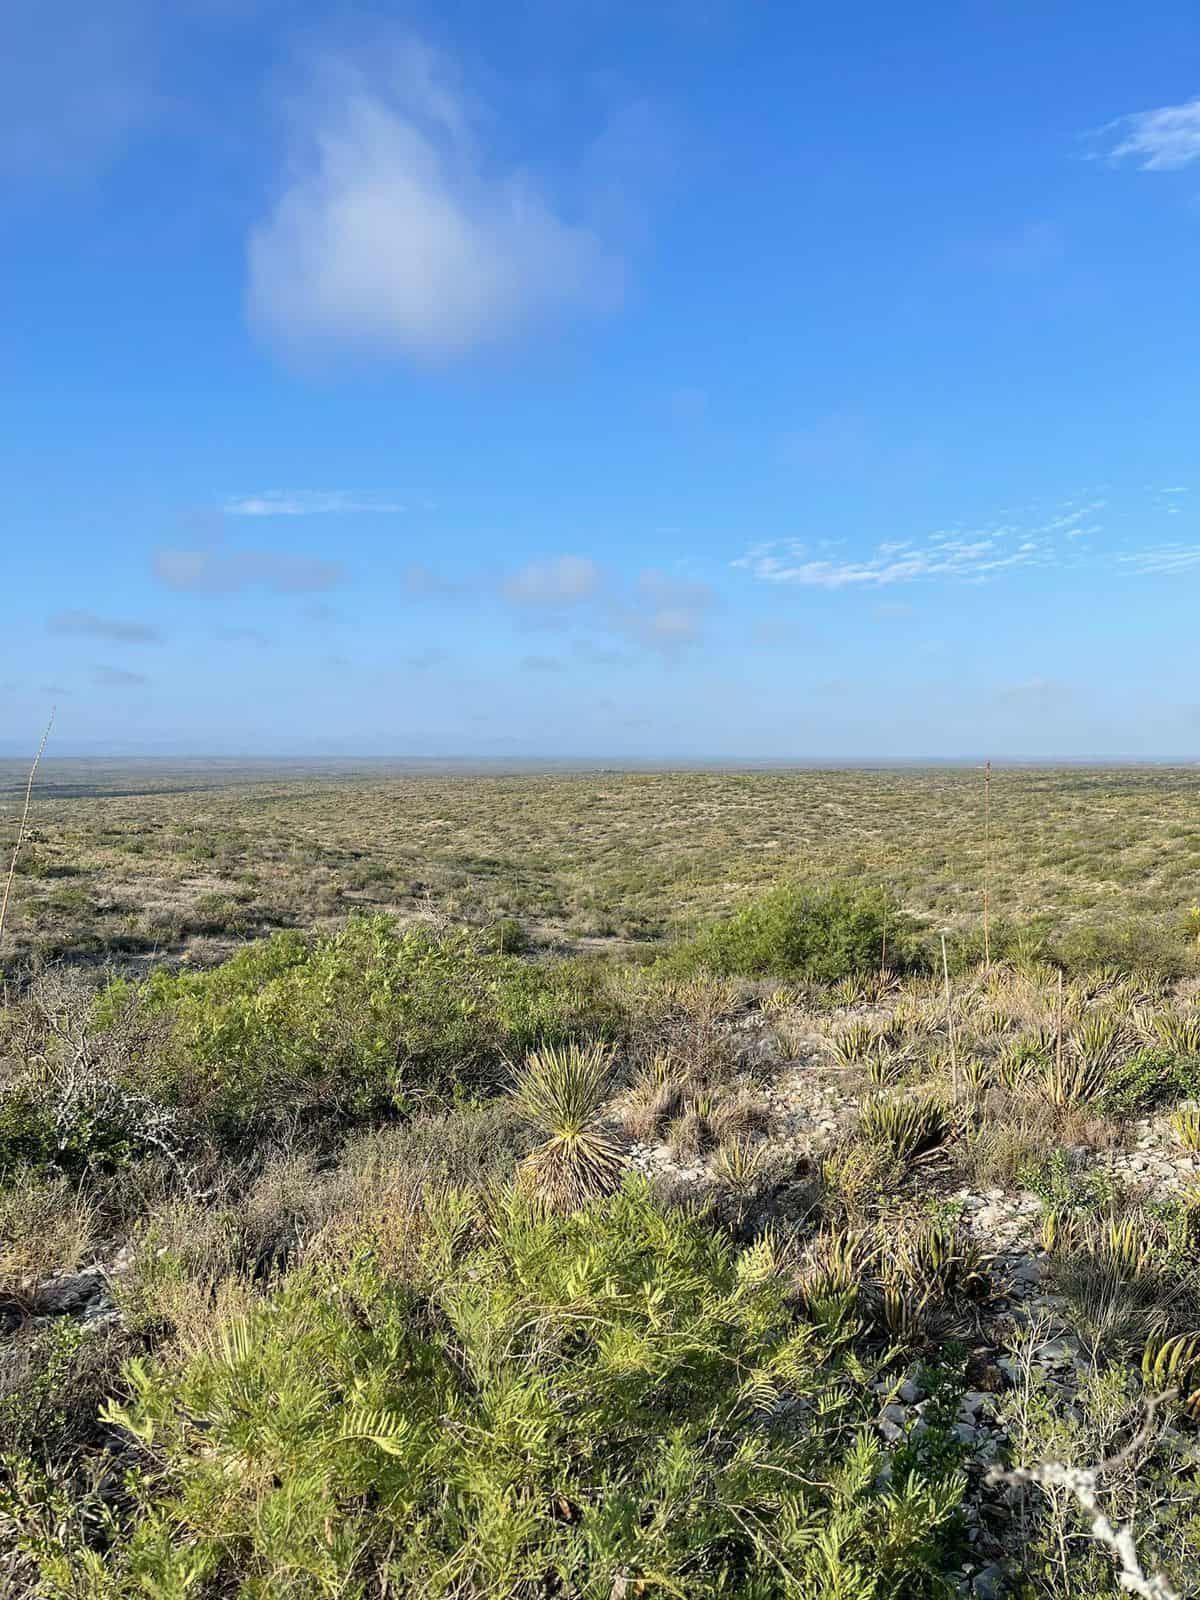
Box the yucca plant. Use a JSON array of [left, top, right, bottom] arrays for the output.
[[510, 1041, 626, 1215], [1146, 1011, 1200, 1057], [829, 1019, 883, 1067], [1170, 1105, 1200, 1152], [1142, 1331, 1200, 1418], [858, 1092, 947, 1166], [711, 1135, 766, 1195]]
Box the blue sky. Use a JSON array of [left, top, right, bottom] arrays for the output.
[[4, 0, 1200, 758]]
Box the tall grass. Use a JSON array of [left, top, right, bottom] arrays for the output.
[[0, 709, 54, 962]]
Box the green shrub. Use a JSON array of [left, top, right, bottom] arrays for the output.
[[1050, 919, 1195, 979], [667, 882, 918, 982], [98, 917, 622, 1142], [480, 916, 529, 954], [0, 1081, 155, 1180], [1099, 1047, 1200, 1117], [74, 1185, 964, 1598]]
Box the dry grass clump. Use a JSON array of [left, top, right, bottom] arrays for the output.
[[0, 1170, 96, 1311], [1050, 1208, 1186, 1359]]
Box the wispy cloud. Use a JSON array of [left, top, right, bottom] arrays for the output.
[[248, 38, 622, 360], [503, 556, 601, 606], [1117, 544, 1200, 575], [93, 664, 149, 688], [735, 485, 1200, 592], [153, 545, 345, 594], [224, 490, 403, 516], [734, 529, 1057, 588], [1099, 95, 1200, 170], [48, 610, 161, 643]]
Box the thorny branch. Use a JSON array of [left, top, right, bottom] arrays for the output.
[[986, 1391, 1183, 1600]]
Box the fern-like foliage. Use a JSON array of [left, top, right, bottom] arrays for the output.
[[86, 1184, 966, 1599]]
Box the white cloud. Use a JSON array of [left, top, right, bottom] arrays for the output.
[[734, 529, 1057, 589], [224, 490, 403, 516], [48, 610, 161, 643], [248, 42, 623, 360], [503, 556, 601, 606], [1118, 544, 1200, 575], [152, 545, 345, 593], [1101, 96, 1200, 170]]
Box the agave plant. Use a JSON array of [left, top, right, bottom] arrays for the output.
[[1151, 1012, 1200, 1057], [1033, 1014, 1125, 1107], [829, 1019, 882, 1068], [1142, 1331, 1200, 1418], [858, 1092, 947, 1165], [798, 1226, 876, 1322], [1094, 1211, 1163, 1279], [510, 1041, 626, 1215], [1170, 1106, 1200, 1153], [711, 1136, 766, 1195]]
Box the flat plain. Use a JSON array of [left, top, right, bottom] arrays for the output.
[[5, 761, 1200, 1598], [4, 760, 1200, 968]]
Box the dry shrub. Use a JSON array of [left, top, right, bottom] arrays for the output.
[[0, 1170, 96, 1310]]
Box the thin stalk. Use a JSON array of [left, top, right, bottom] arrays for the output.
[[0, 709, 55, 955], [983, 759, 992, 969], [942, 932, 959, 1103], [1055, 966, 1065, 1100]]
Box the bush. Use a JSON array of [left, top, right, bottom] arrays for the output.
[[1099, 1047, 1200, 1117], [72, 1185, 965, 1598], [667, 882, 919, 982], [98, 917, 622, 1142], [1050, 919, 1195, 979]]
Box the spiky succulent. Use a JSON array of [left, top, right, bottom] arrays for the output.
[[510, 1041, 626, 1215]]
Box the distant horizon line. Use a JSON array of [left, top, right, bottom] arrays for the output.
[[2, 752, 1200, 771]]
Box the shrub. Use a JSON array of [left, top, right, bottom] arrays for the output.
[[73, 1186, 965, 1598], [1051, 919, 1195, 979], [667, 882, 918, 983], [1099, 1047, 1200, 1117], [97, 917, 622, 1142]]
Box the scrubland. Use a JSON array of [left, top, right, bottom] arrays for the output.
[[2, 763, 1200, 1597]]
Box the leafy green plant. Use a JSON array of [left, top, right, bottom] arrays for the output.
[[667, 882, 919, 983], [97, 917, 622, 1142], [72, 1187, 966, 1599], [1099, 1046, 1194, 1117]]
